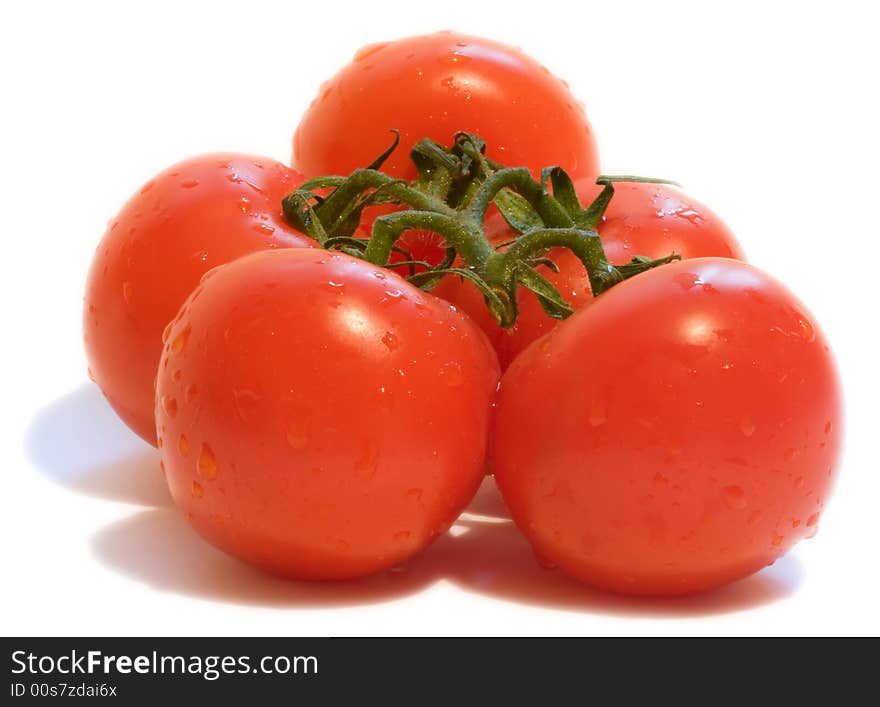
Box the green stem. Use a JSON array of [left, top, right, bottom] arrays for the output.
[[465, 168, 573, 227], [298, 175, 348, 190], [363, 211, 492, 268], [282, 132, 685, 330], [487, 228, 613, 297], [597, 175, 681, 186], [579, 181, 614, 230], [316, 169, 454, 227]]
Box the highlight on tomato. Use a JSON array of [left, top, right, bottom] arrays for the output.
[[491, 257, 842, 595], [292, 31, 600, 181], [155, 248, 500, 580], [84, 154, 313, 445]]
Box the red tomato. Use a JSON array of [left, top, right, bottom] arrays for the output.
[[84, 154, 313, 445], [492, 258, 842, 595], [574, 178, 746, 263], [292, 32, 599, 181], [435, 181, 745, 368], [155, 248, 500, 580]]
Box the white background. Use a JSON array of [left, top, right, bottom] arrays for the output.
[[2, 0, 878, 636]]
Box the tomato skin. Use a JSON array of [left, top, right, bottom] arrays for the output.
[[435, 181, 745, 369], [84, 154, 313, 445], [491, 258, 842, 596], [292, 32, 599, 181], [573, 179, 746, 263], [155, 248, 500, 580]]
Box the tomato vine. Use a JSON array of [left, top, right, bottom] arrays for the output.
[[283, 132, 680, 328]]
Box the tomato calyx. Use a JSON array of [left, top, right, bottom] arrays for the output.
[[282, 132, 681, 328]]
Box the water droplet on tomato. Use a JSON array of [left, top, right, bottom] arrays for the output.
[[739, 415, 756, 437], [382, 331, 399, 351], [354, 440, 379, 479], [674, 272, 700, 290], [162, 396, 178, 418], [180, 178, 199, 189], [393, 530, 411, 542], [806, 512, 819, 527], [771, 531, 784, 547], [122, 281, 133, 305], [795, 313, 815, 342], [192, 480, 203, 498], [178, 434, 189, 456], [161, 321, 173, 344], [286, 415, 310, 450], [171, 325, 191, 355], [722, 485, 747, 510], [677, 209, 704, 224], [198, 443, 217, 480], [824, 420, 833, 435], [140, 180, 155, 194], [438, 50, 471, 66], [353, 42, 388, 61], [439, 361, 463, 387], [252, 222, 275, 235], [185, 383, 198, 402]]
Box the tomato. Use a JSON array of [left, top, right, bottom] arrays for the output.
[[573, 178, 746, 263], [155, 248, 500, 580], [292, 32, 599, 181], [491, 257, 842, 596], [435, 181, 745, 368], [84, 154, 313, 445]]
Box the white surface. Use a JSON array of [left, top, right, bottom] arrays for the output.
[[2, 0, 878, 636]]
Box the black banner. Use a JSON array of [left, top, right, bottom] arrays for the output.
[[2, 637, 869, 701]]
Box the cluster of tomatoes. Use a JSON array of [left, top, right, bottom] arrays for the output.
[[84, 32, 841, 596]]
